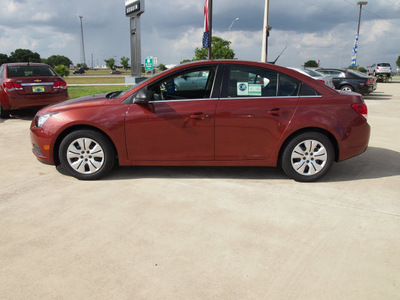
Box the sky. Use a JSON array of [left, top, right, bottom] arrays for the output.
[[0, 0, 399, 69]]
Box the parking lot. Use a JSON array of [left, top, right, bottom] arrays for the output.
[[1, 83, 399, 299]]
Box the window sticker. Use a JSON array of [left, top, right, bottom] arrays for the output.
[[237, 82, 248, 96], [249, 84, 262, 96]]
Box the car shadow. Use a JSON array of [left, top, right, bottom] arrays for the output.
[[64, 146, 398, 182], [1, 109, 38, 121], [364, 91, 392, 101], [323, 147, 400, 182]]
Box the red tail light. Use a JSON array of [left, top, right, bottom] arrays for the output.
[[366, 79, 370, 85], [352, 103, 368, 120], [54, 80, 67, 89], [2, 82, 23, 92]]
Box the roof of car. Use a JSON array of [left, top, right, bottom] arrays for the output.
[[4, 62, 50, 67]]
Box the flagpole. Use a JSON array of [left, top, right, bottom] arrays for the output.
[[208, 0, 213, 60]]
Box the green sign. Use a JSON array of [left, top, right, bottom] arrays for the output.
[[145, 56, 153, 71]]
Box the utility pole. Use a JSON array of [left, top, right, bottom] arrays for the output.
[[261, 0, 270, 63], [351, 1, 368, 67], [79, 16, 86, 67], [208, 0, 213, 60]]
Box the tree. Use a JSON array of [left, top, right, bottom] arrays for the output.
[[45, 55, 72, 68], [158, 63, 167, 71], [396, 56, 400, 68], [304, 60, 319, 68], [9, 49, 41, 63], [194, 36, 235, 60], [54, 65, 70, 77], [120, 56, 130, 70], [0, 53, 9, 66], [104, 58, 116, 70], [180, 59, 192, 64]]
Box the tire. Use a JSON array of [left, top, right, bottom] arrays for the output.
[[59, 130, 115, 180], [281, 132, 334, 182], [340, 85, 353, 92], [0, 104, 9, 119]]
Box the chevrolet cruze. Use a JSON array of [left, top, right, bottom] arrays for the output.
[[30, 60, 370, 182], [0, 62, 68, 118]]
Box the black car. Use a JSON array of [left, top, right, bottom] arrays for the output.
[[316, 68, 376, 95], [73, 68, 85, 74]]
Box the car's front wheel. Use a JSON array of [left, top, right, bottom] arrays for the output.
[[59, 130, 115, 180], [281, 132, 334, 182]]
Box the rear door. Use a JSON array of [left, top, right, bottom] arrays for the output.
[[215, 65, 300, 161]]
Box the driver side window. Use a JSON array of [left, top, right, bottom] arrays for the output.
[[148, 68, 216, 101]]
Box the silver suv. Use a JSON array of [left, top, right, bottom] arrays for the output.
[[367, 63, 392, 77]]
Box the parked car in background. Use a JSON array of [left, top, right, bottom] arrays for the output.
[[73, 68, 85, 74], [367, 63, 392, 77], [110, 70, 122, 75], [289, 68, 335, 89], [316, 68, 376, 95], [0, 62, 68, 118], [367, 63, 392, 82], [30, 60, 370, 182]]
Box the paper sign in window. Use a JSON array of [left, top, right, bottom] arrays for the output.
[[249, 84, 262, 96], [237, 82, 248, 96]]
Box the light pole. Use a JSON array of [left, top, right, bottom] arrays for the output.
[[229, 17, 240, 32], [352, 1, 368, 67], [261, 0, 270, 62]]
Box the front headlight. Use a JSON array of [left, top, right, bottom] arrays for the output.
[[35, 112, 59, 128]]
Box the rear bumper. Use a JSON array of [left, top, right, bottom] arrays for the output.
[[338, 121, 371, 162], [1, 92, 68, 111]]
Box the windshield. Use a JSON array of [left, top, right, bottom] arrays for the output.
[[348, 69, 369, 77], [7, 66, 56, 78], [302, 68, 323, 77]]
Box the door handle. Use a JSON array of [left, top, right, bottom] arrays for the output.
[[190, 113, 209, 120], [267, 108, 282, 116]]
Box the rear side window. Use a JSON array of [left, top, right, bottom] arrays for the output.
[[226, 66, 301, 98], [7, 66, 56, 78], [227, 66, 278, 97], [299, 83, 320, 96]]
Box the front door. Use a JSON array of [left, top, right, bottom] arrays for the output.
[[125, 67, 218, 162]]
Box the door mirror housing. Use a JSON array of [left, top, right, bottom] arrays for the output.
[[134, 88, 150, 104]]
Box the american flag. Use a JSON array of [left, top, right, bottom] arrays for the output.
[[203, 0, 209, 48]]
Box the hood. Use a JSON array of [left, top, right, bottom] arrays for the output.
[[38, 93, 109, 114]]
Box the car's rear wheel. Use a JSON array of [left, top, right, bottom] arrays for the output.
[[340, 85, 353, 92], [281, 132, 334, 182], [59, 130, 115, 180]]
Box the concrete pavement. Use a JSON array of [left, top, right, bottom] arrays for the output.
[[0, 84, 399, 299]]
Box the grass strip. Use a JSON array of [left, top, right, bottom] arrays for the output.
[[68, 85, 129, 99]]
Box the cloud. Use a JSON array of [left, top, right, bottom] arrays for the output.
[[0, 0, 398, 69]]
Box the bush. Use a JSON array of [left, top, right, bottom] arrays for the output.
[[55, 65, 70, 77]]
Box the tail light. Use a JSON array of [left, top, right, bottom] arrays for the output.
[[366, 79, 370, 85], [352, 103, 368, 120], [54, 80, 67, 89], [2, 82, 23, 92]]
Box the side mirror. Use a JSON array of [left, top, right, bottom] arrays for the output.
[[134, 88, 150, 104]]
